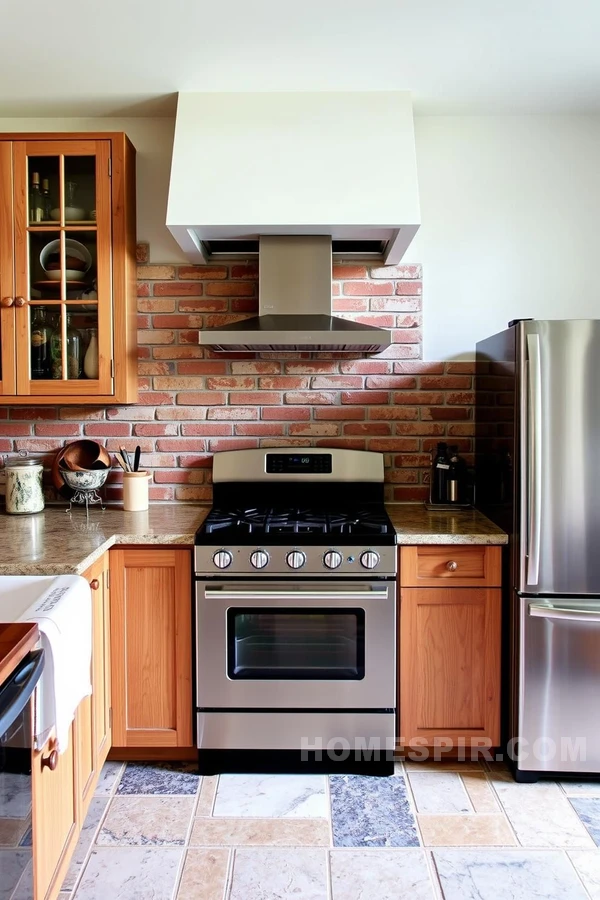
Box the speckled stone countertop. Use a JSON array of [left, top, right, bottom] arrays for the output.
[[386, 504, 507, 545], [0, 505, 210, 575], [0, 502, 506, 576]]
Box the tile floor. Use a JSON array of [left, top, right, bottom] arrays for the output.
[[56, 759, 600, 899]]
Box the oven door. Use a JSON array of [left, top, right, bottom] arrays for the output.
[[196, 580, 396, 709]]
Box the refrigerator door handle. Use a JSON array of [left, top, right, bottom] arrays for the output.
[[527, 333, 542, 586], [529, 603, 600, 623]]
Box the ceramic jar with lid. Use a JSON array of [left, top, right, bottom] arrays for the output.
[[5, 457, 45, 514]]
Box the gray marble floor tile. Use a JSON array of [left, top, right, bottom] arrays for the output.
[[569, 850, 600, 899], [73, 847, 183, 900], [213, 774, 327, 818], [116, 761, 200, 795], [329, 774, 419, 847], [408, 772, 472, 813], [433, 849, 588, 899], [560, 780, 600, 797], [570, 798, 600, 846], [94, 762, 125, 796], [62, 797, 109, 891], [0, 771, 31, 817], [229, 847, 328, 900], [0, 851, 30, 900], [97, 796, 194, 846], [330, 848, 434, 899]]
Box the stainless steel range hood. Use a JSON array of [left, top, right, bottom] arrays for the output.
[[198, 235, 391, 353]]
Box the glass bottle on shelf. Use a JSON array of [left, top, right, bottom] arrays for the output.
[[50, 313, 83, 380], [41, 178, 53, 221], [29, 172, 44, 223], [30, 307, 52, 379], [83, 328, 99, 379]]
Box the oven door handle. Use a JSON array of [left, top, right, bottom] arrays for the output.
[[203, 590, 388, 601]]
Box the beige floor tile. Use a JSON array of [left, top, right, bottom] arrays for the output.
[[404, 760, 484, 772], [0, 817, 29, 847], [190, 817, 330, 846], [177, 848, 230, 900], [490, 778, 595, 848], [418, 814, 516, 847], [408, 772, 472, 814], [462, 773, 500, 813], [196, 775, 218, 816], [97, 796, 195, 846]]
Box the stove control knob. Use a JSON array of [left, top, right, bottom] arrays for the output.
[[323, 550, 343, 570], [360, 550, 380, 570], [213, 549, 233, 569], [250, 550, 269, 570], [286, 550, 306, 569]]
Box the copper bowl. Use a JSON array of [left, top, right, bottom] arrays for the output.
[[62, 440, 110, 471]]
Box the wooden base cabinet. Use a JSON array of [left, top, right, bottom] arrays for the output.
[[109, 548, 193, 749], [32, 727, 78, 900], [399, 546, 502, 750], [32, 553, 111, 900]]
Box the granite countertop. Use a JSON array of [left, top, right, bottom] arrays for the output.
[[386, 504, 508, 545], [0, 505, 210, 576], [0, 502, 506, 576]]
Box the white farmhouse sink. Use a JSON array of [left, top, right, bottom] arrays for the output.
[[0, 575, 59, 621]]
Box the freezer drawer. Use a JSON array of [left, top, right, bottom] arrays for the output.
[[518, 595, 600, 774]]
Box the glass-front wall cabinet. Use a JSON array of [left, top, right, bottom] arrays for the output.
[[0, 135, 137, 403]]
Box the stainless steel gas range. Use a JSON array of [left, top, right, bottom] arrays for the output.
[[194, 448, 397, 775]]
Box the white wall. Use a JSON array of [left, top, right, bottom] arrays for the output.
[[0, 117, 187, 264], [2, 113, 599, 360], [409, 115, 600, 360]]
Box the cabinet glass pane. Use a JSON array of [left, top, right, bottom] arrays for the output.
[[30, 231, 96, 302], [63, 156, 96, 224], [29, 303, 98, 381], [27, 156, 59, 224]]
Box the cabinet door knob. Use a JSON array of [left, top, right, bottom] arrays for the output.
[[14, 296, 26, 307], [446, 560, 458, 571], [41, 744, 59, 771], [0, 296, 14, 307], [89, 578, 100, 590]]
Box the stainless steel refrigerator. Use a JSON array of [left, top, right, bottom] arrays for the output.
[[476, 319, 600, 781]]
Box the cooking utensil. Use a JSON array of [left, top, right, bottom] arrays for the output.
[[114, 451, 129, 473], [133, 445, 141, 473], [119, 447, 132, 472]]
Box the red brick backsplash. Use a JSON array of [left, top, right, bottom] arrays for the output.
[[1, 244, 474, 503]]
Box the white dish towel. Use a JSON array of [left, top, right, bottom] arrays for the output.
[[19, 574, 92, 752]]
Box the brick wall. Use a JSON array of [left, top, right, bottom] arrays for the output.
[[1, 243, 475, 504]]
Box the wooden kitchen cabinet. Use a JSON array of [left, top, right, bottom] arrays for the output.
[[75, 553, 112, 819], [32, 726, 78, 900], [109, 548, 193, 749], [399, 546, 502, 749], [0, 132, 137, 403]]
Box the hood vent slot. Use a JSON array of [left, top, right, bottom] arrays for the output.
[[202, 239, 388, 260]]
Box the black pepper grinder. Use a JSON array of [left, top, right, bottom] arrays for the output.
[[431, 442, 450, 504]]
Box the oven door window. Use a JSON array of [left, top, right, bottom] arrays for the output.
[[227, 608, 365, 680]]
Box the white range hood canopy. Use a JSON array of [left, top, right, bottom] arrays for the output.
[[167, 91, 421, 265]]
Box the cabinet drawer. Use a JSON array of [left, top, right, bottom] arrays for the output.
[[400, 545, 501, 587]]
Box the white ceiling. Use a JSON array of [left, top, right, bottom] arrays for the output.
[[2, 0, 600, 117]]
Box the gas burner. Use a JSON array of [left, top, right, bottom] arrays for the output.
[[202, 506, 393, 538]]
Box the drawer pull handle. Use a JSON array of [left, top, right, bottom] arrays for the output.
[[446, 560, 458, 571], [41, 744, 58, 772], [89, 578, 100, 590], [14, 296, 26, 307], [1, 296, 14, 307]]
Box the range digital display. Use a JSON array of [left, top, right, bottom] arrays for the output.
[[266, 454, 333, 474]]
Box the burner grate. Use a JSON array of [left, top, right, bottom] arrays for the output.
[[203, 506, 391, 536]]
